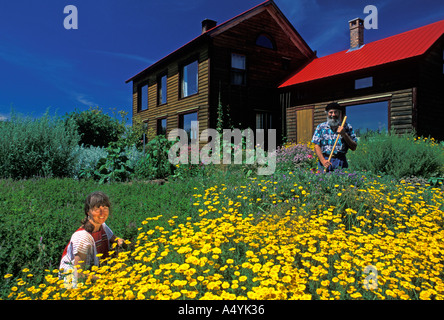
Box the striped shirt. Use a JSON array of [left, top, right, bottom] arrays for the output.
[[59, 223, 113, 273]]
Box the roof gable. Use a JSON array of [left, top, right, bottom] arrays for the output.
[[126, 0, 313, 83], [279, 19, 444, 88], [207, 0, 313, 58]]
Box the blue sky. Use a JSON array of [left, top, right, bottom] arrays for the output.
[[0, 0, 443, 122]]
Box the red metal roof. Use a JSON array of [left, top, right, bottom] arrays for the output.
[[279, 19, 444, 88]]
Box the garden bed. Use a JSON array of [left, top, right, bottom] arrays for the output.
[[1, 166, 443, 300]]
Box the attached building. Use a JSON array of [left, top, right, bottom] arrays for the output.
[[280, 18, 444, 142]]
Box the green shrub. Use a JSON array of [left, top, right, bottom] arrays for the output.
[[71, 145, 108, 180], [94, 141, 135, 184], [348, 130, 444, 180], [135, 135, 175, 180], [0, 111, 80, 179], [64, 107, 125, 148]]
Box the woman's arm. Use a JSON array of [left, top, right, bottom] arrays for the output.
[[109, 234, 125, 247], [74, 253, 99, 281]]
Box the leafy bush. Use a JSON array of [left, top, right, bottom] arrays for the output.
[[0, 111, 80, 179], [71, 145, 108, 180], [348, 130, 444, 180], [135, 135, 175, 180], [64, 107, 125, 148], [94, 141, 135, 184]]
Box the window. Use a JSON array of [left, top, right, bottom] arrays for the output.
[[346, 101, 388, 136], [179, 112, 198, 143], [256, 34, 275, 50], [181, 60, 198, 98], [282, 57, 291, 71], [157, 118, 167, 136], [231, 53, 246, 85], [256, 112, 273, 149], [138, 83, 148, 112], [355, 77, 373, 89], [256, 112, 273, 130], [158, 74, 167, 105]]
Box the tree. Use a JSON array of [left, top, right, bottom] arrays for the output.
[[64, 107, 125, 148]]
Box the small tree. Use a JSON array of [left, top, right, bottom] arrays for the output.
[[64, 107, 125, 148]]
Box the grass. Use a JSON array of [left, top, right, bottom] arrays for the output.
[[1, 165, 443, 300]]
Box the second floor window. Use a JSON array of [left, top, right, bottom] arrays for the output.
[[158, 74, 167, 105], [355, 76, 373, 89], [138, 83, 148, 112], [181, 60, 198, 98], [231, 53, 246, 85]]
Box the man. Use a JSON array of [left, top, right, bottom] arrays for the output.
[[312, 102, 357, 172]]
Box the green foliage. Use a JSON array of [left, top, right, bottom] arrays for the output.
[[71, 145, 108, 180], [1, 127, 443, 299], [0, 177, 197, 298], [94, 141, 135, 184], [135, 135, 175, 180], [64, 107, 125, 148], [0, 111, 80, 179], [120, 117, 148, 151], [348, 130, 444, 180]]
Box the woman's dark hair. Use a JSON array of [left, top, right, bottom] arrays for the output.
[[81, 191, 111, 232]]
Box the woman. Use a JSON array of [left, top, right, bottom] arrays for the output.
[[59, 191, 125, 283]]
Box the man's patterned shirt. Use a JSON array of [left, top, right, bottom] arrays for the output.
[[311, 121, 357, 155]]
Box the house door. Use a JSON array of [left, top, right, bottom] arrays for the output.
[[296, 108, 313, 144]]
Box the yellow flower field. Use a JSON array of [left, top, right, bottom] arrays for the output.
[[5, 174, 444, 300]]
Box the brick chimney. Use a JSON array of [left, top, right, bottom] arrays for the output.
[[349, 18, 364, 50], [202, 19, 217, 34]]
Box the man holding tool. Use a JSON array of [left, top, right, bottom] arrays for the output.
[[312, 102, 358, 172]]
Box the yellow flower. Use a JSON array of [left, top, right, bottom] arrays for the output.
[[321, 280, 330, 287], [282, 276, 292, 283], [171, 292, 181, 299], [350, 292, 362, 299], [137, 292, 146, 299]]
